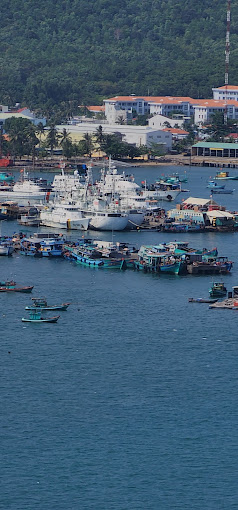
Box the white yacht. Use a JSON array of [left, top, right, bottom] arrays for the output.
[[40, 202, 90, 230]]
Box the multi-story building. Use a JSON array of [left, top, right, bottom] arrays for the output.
[[193, 99, 238, 125], [212, 85, 238, 101]]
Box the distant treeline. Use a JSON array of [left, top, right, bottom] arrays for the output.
[[1, 0, 238, 114]]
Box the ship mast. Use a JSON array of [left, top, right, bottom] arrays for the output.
[[224, 0, 231, 125]]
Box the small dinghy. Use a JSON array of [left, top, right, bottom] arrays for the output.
[[25, 298, 70, 311], [188, 298, 218, 303]]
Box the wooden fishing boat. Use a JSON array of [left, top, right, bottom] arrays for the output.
[[188, 298, 218, 303], [22, 310, 60, 323], [0, 284, 34, 293], [25, 298, 70, 311]]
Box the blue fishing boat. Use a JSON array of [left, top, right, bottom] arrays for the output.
[[207, 181, 225, 189], [66, 246, 127, 269], [20, 233, 64, 257], [211, 188, 234, 194], [209, 282, 227, 298], [0, 283, 33, 292], [25, 298, 70, 311], [22, 310, 60, 323]]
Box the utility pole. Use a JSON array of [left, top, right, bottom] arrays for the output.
[[224, 0, 231, 125]]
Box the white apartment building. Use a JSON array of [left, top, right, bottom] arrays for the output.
[[193, 99, 238, 125], [104, 95, 194, 123], [56, 123, 172, 149], [104, 96, 152, 124], [212, 85, 238, 101]]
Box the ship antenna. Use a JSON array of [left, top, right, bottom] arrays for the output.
[[224, 0, 231, 125]]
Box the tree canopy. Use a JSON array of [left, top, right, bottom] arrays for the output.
[[1, 0, 238, 112]]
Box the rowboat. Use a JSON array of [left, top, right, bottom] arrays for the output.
[[188, 298, 218, 303], [25, 298, 70, 311]]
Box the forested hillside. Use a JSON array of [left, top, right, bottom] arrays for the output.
[[1, 0, 238, 112]]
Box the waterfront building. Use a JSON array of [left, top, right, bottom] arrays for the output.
[[56, 123, 172, 149], [192, 142, 238, 158]]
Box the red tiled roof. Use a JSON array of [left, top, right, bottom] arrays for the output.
[[16, 107, 28, 112], [192, 99, 238, 107], [104, 95, 194, 104], [226, 133, 238, 138], [215, 85, 238, 90], [163, 128, 189, 135], [87, 105, 105, 112]]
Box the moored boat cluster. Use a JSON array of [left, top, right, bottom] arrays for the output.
[[0, 232, 233, 276]]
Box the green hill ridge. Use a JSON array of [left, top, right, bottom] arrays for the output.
[[1, 0, 238, 112]]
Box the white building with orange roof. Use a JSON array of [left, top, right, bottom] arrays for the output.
[[193, 98, 238, 125], [212, 85, 238, 101], [103, 95, 153, 123], [104, 95, 195, 123]]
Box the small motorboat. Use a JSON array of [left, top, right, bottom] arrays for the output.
[[22, 310, 60, 323], [188, 298, 218, 303], [209, 282, 227, 298], [207, 181, 225, 189], [0, 284, 34, 293], [211, 188, 234, 194], [25, 298, 70, 311]]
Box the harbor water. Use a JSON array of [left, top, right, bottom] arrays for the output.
[[1, 164, 238, 509]]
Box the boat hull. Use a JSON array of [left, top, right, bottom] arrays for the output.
[[40, 215, 89, 231], [25, 303, 70, 311], [22, 315, 60, 323], [88, 215, 128, 231]]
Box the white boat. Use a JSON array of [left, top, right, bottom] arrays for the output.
[[52, 170, 85, 195], [0, 170, 51, 205], [0, 241, 14, 255], [97, 164, 140, 195], [40, 202, 90, 230]]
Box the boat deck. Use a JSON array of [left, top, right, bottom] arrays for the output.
[[209, 298, 238, 309]]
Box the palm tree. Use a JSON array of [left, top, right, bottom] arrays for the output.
[[60, 128, 71, 145], [45, 124, 59, 155], [35, 122, 45, 150], [83, 133, 94, 157], [94, 125, 105, 151]]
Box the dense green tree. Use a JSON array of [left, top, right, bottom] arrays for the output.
[[0, 128, 10, 156], [0, 1, 236, 111], [4, 117, 39, 158], [203, 112, 232, 142]]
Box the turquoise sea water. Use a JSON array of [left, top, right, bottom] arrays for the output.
[[1, 165, 238, 509]]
